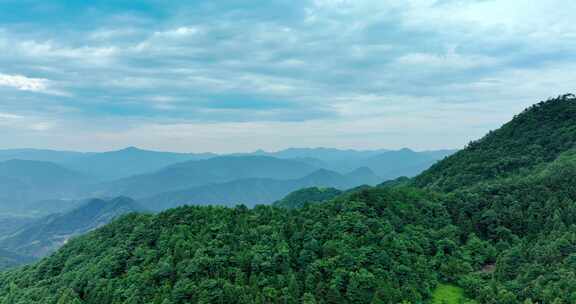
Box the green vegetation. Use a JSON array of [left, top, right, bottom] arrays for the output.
[[273, 187, 342, 209], [415, 94, 576, 191], [1, 95, 576, 303], [0, 187, 480, 303], [431, 284, 476, 304]]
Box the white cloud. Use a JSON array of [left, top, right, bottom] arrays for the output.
[[396, 48, 499, 70], [0, 73, 70, 96], [0, 1, 575, 151], [0, 73, 49, 92]]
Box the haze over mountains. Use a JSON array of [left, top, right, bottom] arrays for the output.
[[0, 160, 93, 215], [0, 145, 454, 270], [0, 197, 142, 258], [0, 146, 455, 215]]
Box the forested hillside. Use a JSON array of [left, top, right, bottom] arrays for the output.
[[0, 187, 480, 304], [415, 94, 576, 191], [273, 187, 342, 209], [0, 95, 575, 303]]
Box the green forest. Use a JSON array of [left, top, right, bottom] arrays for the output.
[[1, 94, 576, 303]]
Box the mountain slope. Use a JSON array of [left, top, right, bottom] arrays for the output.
[[0, 197, 142, 258], [0, 160, 92, 214], [141, 168, 380, 211], [0, 216, 34, 236], [97, 156, 319, 198], [407, 95, 576, 303], [359, 148, 451, 179], [415, 94, 576, 191], [0, 187, 463, 304], [273, 187, 343, 209]]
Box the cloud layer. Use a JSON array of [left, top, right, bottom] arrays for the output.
[[0, 0, 574, 152]]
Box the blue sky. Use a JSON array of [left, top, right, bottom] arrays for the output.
[[0, 0, 575, 152]]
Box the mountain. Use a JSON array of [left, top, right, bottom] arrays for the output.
[[141, 168, 380, 211], [0, 160, 93, 214], [0, 187, 456, 303], [273, 187, 343, 209], [0, 149, 87, 163], [0, 215, 34, 237], [243, 147, 456, 177], [357, 148, 452, 178], [415, 94, 576, 191], [0, 197, 142, 258], [20, 199, 83, 217], [96, 156, 319, 199], [3, 95, 576, 303], [247, 147, 390, 162], [63, 147, 216, 181], [410, 94, 576, 303]]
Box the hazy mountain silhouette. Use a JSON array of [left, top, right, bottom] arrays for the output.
[[141, 167, 380, 211], [96, 156, 319, 199]]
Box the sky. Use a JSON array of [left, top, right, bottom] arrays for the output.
[[0, 0, 575, 153]]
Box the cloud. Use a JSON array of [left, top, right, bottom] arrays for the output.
[[0, 74, 49, 92], [0, 0, 574, 151], [0, 73, 71, 96]]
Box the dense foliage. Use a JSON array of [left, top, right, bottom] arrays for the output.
[[415, 94, 576, 191], [0, 187, 494, 304], [444, 150, 576, 303], [273, 187, 342, 209]]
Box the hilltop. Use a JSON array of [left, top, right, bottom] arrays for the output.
[[415, 94, 576, 191]]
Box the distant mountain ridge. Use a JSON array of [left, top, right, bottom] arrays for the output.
[[242, 147, 456, 177], [95, 156, 319, 199], [0, 147, 455, 181], [141, 167, 379, 211], [62, 147, 216, 181], [0, 160, 93, 214], [0, 149, 88, 163], [0, 147, 455, 215]]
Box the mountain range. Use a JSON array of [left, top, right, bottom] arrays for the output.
[[141, 167, 379, 210], [0, 160, 93, 215], [0, 147, 454, 217], [0, 94, 574, 303]]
